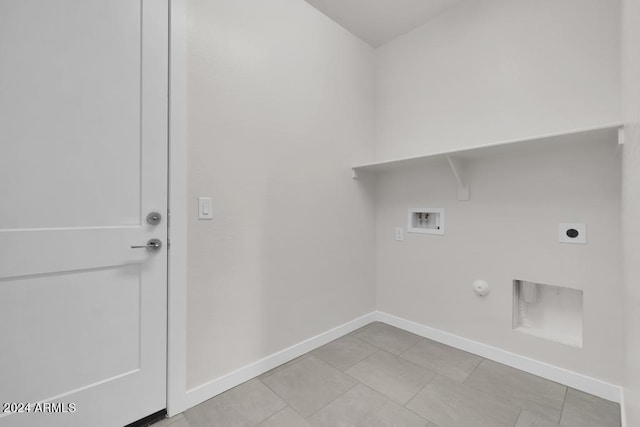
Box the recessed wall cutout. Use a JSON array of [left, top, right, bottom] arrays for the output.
[[513, 280, 583, 348], [407, 208, 444, 235]]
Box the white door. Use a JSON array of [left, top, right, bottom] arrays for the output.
[[0, 1, 168, 426]]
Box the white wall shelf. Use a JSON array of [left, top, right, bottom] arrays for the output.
[[352, 123, 623, 200]]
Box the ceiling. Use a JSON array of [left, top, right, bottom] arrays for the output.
[[304, 0, 468, 47]]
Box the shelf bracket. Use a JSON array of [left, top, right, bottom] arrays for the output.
[[446, 155, 470, 201], [352, 168, 359, 180]]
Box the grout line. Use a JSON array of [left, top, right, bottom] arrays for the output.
[[349, 331, 378, 347], [357, 381, 434, 425], [352, 336, 387, 353], [314, 344, 378, 373], [259, 354, 363, 421], [341, 349, 379, 372], [513, 407, 524, 427], [253, 402, 288, 426], [558, 386, 569, 424], [255, 406, 290, 425], [407, 372, 440, 402], [388, 350, 439, 380], [398, 337, 425, 357], [343, 349, 383, 380], [340, 349, 398, 397], [345, 348, 438, 408], [258, 378, 306, 420], [256, 328, 379, 421], [352, 321, 423, 356], [259, 354, 310, 381], [304, 382, 360, 420], [402, 371, 438, 410], [349, 321, 377, 336], [311, 356, 347, 373], [461, 356, 485, 383], [462, 357, 485, 386]]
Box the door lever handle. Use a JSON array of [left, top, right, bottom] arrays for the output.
[[131, 238, 162, 252]]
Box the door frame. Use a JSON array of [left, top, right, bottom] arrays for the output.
[[167, 0, 189, 416]]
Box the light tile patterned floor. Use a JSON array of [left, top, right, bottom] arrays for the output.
[[153, 322, 621, 427]]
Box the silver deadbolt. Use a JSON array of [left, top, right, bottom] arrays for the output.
[[131, 238, 163, 252], [147, 212, 162, 225]]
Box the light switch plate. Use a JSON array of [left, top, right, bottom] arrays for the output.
[[559, 223, 586, 244], [395, 227, 404, 241], [198, 197, 213, 220]]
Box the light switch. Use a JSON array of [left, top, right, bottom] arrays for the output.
[[198, 197, 213, 220], [395, 227, 404, 241]]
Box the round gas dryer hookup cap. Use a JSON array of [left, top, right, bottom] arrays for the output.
[[473, 280, 490, 297]]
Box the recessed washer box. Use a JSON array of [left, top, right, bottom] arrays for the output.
[[513, 280, 583, 348], [407, 208, 444, 235]]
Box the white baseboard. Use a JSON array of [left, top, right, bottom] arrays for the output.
[[182, 310, 623, 414], [620, 391, 627, 427], [376, 311, 624, 403], [184, 311, 377, 409]]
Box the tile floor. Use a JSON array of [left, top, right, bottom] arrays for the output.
[[154, 322, 621, 427]]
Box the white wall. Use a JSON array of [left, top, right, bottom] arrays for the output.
[[376, 0, 621, 160], [185, 0, 626, 399], [186, 0, 376, 389], [376, 136, 624, 383], [375, 0, 625, 385], [621, 0, 640, 422]]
